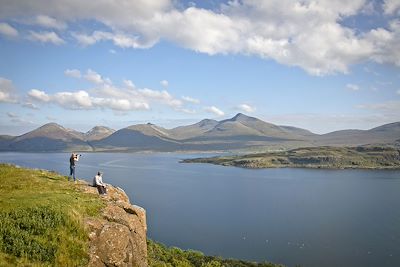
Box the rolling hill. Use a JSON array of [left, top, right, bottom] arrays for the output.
[[0, 114, 398, 152]]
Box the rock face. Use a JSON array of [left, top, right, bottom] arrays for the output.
[[80, 183, 147, 267]]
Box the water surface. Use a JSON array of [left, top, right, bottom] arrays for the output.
[[1, 152, 399, 267]]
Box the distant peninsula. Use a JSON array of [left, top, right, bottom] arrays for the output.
[[182, 146, 400, 169]]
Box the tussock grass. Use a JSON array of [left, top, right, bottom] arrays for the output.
[[0, 164, 104, 266]]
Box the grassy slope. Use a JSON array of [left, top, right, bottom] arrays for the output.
[[183, 146, 400, 169], [0, 164, 283, 267], [0, 164, 104, 266]]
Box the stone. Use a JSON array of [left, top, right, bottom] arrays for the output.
[[79, 181, 148, 267]]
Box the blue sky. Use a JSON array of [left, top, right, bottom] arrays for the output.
[[0, 0, 399, 135]]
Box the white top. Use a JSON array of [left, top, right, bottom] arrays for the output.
[[93, 174, 105, 186]]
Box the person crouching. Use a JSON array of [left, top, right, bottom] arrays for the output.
[[93, 171, 107, 195]]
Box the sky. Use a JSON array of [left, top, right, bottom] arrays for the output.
[[0, 0, 399, 135]]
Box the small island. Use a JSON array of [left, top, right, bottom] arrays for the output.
[[182, 146, 400, 169]]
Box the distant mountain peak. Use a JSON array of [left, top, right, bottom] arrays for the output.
[[86, 126, 115, 134], [39, 122, 65, 129], [85, 126, 115, 141], [224, 113, 257, 123]]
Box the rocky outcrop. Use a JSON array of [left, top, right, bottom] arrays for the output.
[[79, 183, 147, 267]]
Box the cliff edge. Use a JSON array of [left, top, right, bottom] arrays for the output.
[[0, 164, 147, 267], [79, 183, 148, 267]]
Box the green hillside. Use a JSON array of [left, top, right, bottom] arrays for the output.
[[0, 164, 104, 266]]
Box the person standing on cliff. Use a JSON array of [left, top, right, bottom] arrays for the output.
[[93, 171, 107, 195], [68, 152, 80, 182]]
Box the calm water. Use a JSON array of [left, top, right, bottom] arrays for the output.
[[1, 152, 399, 267]]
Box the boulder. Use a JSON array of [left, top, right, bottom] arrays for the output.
[[79, 182, 148, 267]]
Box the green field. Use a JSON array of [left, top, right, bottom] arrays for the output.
[[183, 146, 400, 169]]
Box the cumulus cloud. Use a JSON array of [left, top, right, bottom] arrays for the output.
[[27, 30, 64, 44], [346, 83, 360, 91], [160, 80, 169, 87], [28, 89, 50, 102], [64, 69, 81, 78], [237, 103, 256, 113], [138, 88, 182, 108], [0, 77, 18, 103], [0, 22, 18, 37], [84, 69, 106, 84], [34, 15, 67, 30], [383, 0, 400, 15], [26, 69, 193, 113], [181, 96, 200, 104], [1, 0, 399, 74], [204, 106, 225, 116]]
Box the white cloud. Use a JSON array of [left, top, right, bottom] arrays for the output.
[[84, 69, 106, 84], [160, 80, 169, 87], [53, 90, 93, 109], [204, 106, 225, 116], [2, 0, 399, 74], [34, 15, 67, 30], [181, 96, 200, 104], [64, 69, 81, 78], [0, 22, 18, 37], [138, 88, 182, 108], [123, 79, 135, 89], [28, 89, 51, 102], [0, 77, 18, 103], [237, 103, 256, 113], [383, 0, 400, 15], [109, 49, 116, 54], [397, 89, 400, 95], [27, 30, 65, 44], [26, 69, 192, 113], [72, 31, 155, 48], [346, 83, 360, 91]]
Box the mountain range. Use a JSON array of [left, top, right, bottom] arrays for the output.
[[0, 113, 399, 152]]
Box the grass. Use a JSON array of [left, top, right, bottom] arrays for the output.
[[147, 240, 282, 267], [0, 164, 104, 266]]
